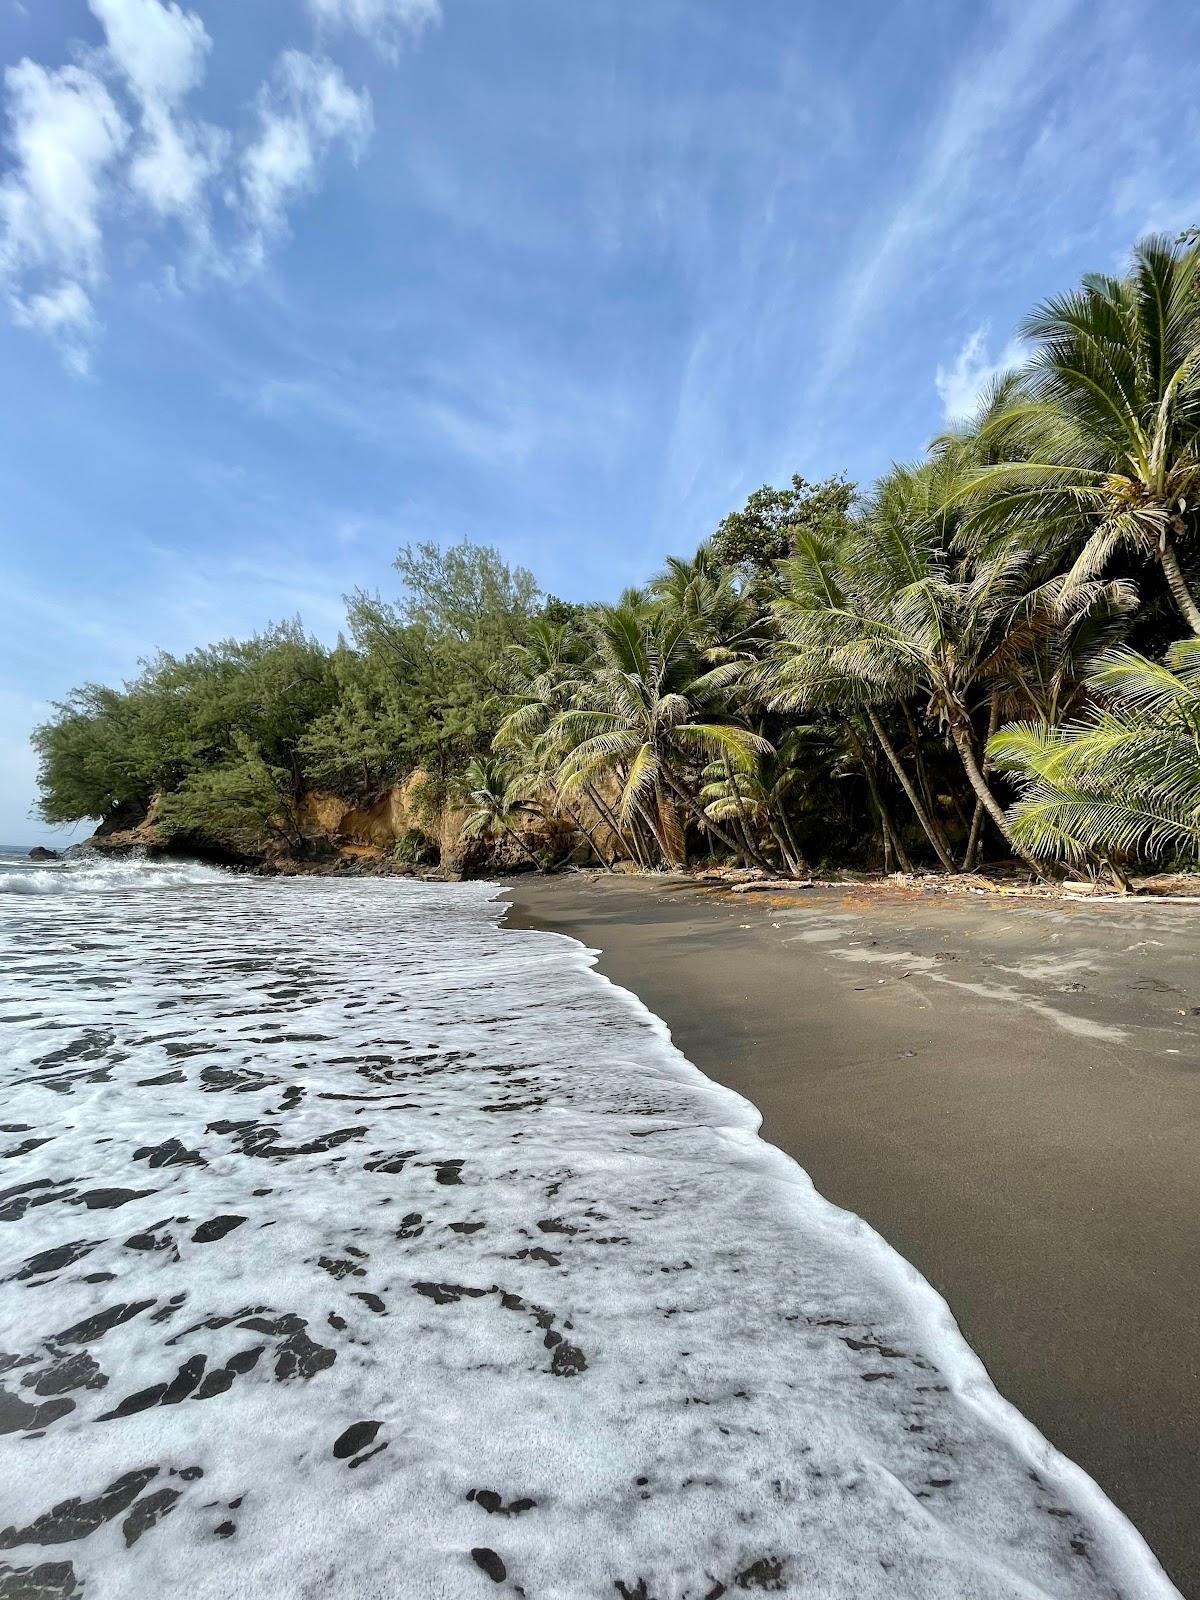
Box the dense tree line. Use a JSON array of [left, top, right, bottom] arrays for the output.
[[34, 233, 1200, 881]]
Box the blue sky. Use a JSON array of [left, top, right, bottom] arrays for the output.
[[2, 0, 1198, 843]]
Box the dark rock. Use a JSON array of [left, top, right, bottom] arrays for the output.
[[0, 1468, 158, 1548], [121, 1490, 181, 1548], [332, 1420, 381, 1459], [191, 1216, 244, 1244], [470, 1548, 506, 1583], [0, 1559, 81, 1598], [27, 848, 59, 861]]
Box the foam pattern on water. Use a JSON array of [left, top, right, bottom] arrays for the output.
[[0, 871, 1177, 1599]]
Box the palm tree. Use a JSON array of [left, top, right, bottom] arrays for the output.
[[458, 756, 542, 868], [755, 500, 961, 872], [960, 234, 1200, 632], [494, 621, 584, 748], [990, 641, 1200, 875], [496, 618, 640, 863], [699, 736, 811, 876], [552, 605, 771, 868], [649, 545, 765, 662], [651, 546, 780, 871]]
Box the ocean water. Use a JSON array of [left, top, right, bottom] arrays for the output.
[[0, 855, 1178, 1599]]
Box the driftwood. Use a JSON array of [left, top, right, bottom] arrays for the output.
[[728, 879, 815, 893]]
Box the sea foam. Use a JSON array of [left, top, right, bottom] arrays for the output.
[[0, 854, 227, 895], [0, 867, 1179, 1598]]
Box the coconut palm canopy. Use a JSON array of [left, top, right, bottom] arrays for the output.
[[958, 236, 1200, 630]]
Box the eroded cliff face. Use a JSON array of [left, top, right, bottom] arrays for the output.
[[87, 769, 616, 875], [295, 772, 470, 863]]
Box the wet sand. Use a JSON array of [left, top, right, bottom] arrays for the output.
[[504, 875, 1200, 1597]]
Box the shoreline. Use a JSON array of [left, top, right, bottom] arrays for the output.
[[503, 873, 1200, 1598]]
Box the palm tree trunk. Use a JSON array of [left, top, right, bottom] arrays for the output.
[[777, 806, 808, 876], [581, 780, 633, 865], [902, 703, 957, 866], [629, 805, 659, 869], [631, 794, 673, 868], [654, 782, 687, 869], [661, 769, 760, 864], [498, 819, 542, 869], [734, 814, 759, 869], [611, 763, 654, 867], [867, 709, 957, 873], [902, 704, 934, 811], [847, 724, 912, 873], [767, 814, 804, 877], [1103, 854, 1134, 894], [1159, 531, 1200, 636], [566, 801, 615, 869], [721, 755, 774, 872], [963, 800, 985, 874], [948, 718, 1050, 881], [963, 690, 1002, 871]]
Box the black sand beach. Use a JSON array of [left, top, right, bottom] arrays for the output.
[[505, 876, 1200, 1597]]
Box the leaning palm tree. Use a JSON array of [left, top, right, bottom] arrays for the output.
[[959, 234, 1200, 632], [989, 640, 1200, 876], [496, 619, 638, 862], [699, 735, 812, 876], [651, 546, 780, 870], [458, 756, 542, 868], [552, 604, 771, 869]]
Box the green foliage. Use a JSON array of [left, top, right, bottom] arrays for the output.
[[456, 756, 540, 865], [957, 234, 1200, 632], [393, 829, 436, 866], [393, 539, 540, 642], [710, 475, 854, 576], [33, 622, 336, 827], [31, 684, 151, 825], [157, 732, 302, 856], [989, 641, 1200, 867]]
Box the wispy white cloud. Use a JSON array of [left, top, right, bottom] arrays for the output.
[[934, 324, 1026, 423], [89, 0, 208, 107], [0, 58, 128, 369], [0, 1, 402, 368], [88, 0, 226, 229], [308, 0, 441, 59], [11, 280, 96, 374], [239, 51, 372, 263]]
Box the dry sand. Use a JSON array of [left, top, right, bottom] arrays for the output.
[[505, 874, 1200, 1597]]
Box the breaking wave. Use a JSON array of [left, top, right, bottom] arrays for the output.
[[0, 852, 228, 896]]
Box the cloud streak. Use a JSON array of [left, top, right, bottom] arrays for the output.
[[0, 58, 128, 370], [90, 0, 226, 231], [308, 0, 442, 59], [814, 0, 1080, 391]]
